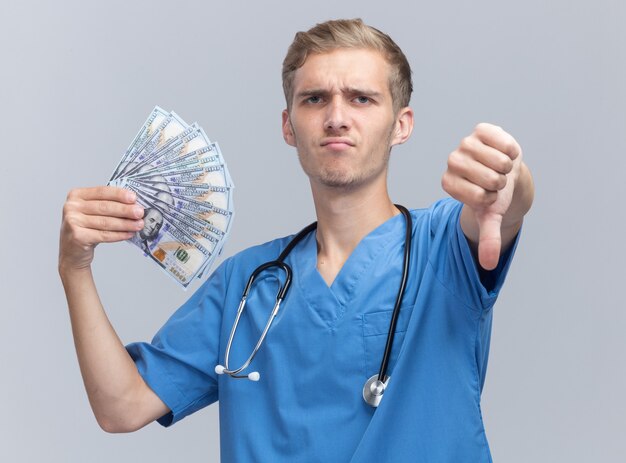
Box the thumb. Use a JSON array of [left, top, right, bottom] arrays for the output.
[[476, 212, 503, 271]]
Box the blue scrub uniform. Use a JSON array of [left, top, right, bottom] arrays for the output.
[[127, 199, 519, 462]]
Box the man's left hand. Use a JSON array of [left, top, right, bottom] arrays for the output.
[[442, 123, 532, 270]]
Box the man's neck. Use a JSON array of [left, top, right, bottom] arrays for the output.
[[311, 180, 399, 286]]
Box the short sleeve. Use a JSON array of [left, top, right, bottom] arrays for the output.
[[126, 257, 232, 427], [427, 198, 520, 312]]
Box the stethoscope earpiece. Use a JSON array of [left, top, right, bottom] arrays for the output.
[[216, 364, 260, 382]]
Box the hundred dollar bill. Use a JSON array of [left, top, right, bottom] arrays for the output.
[[128, 128, 205, 174], [135, 158, 228, 181], [122, 124, 198, 178], [126, 190, 216, 287], [133, 187, 222, 244], [151, 148, 220, 174], [111, 165, 233, 238], [127, 129, 228, 183], [111, 111, 189, 180], [134, 185, 227, 276], [125, 178, 232, 237], [109, 106, 169, 181], [109, 106, 234, 288], [126, 150, 221, 180], [128, 177, 232, 205]]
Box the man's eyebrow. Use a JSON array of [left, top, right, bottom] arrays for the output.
[[295, 88, 383, 98], [295, 88, 330, 98], [342, 87, 382, 98]]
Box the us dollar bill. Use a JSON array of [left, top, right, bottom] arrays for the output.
[[109, 107, 234, 288], [126, 195, 215, 287], [109, 106, 169, 181], [126, 178, 232, 237]]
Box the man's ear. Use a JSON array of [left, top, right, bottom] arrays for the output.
[[282, 109, 296, 147], [390, 106, 414, 147]]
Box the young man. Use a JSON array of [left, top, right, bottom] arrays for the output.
[[59, 19, 534, 462]]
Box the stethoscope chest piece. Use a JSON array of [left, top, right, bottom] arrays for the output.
[[362, 374, 390, 408]]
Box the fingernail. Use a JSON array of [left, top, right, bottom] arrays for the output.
[[133, 206, 144, 218], [136, 220, 144, 229], [127, 191, 137, 202]]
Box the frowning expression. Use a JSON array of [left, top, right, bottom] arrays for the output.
[[282, 48, 412, 190]]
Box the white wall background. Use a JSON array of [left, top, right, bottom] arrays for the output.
[[0, 1, 624, 461]]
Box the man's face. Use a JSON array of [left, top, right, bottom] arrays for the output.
[[140, 208, 163, 240], [282, 48, 412, 190]]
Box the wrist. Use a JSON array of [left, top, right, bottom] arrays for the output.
[[58, 261, 93, 282]]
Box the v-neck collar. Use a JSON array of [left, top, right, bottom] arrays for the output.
[[292, 212, 406, 327]]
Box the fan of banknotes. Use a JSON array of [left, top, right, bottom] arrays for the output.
[[108, 106, 234, 289]]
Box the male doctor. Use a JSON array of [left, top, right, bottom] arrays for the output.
[[59, 18, 534, 462]]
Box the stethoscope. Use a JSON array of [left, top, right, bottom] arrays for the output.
[[215, 205, 412, 408]]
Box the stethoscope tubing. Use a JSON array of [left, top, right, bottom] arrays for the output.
[[377, 205, 412, 383], [216, 206, 412, 407], [218, 261, 292, 378]]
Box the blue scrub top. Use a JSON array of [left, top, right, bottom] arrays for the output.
[[127, 199, 519, 462]]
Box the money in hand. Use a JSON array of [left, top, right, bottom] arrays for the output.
[[108, 106, 234, 288]]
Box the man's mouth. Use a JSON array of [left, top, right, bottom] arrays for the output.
[[321, 138, 355, 150]]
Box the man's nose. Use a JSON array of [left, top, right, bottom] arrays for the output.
[[324, 97, 350, 131]]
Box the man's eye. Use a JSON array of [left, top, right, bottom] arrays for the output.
[[355, 96, 370, 104], [306, 96, 321, 104]]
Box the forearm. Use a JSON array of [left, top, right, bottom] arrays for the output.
[[59, 265, 160, 432]]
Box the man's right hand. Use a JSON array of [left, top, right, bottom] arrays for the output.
[[59, 186, 145, 272], [59, 186, 169, 432]]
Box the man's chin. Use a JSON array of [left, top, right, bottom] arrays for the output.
[[315, 171, 361, 189]]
